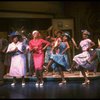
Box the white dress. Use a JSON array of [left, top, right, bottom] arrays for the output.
[[6, 41, 26, 77], [73, 39, 96, 69]]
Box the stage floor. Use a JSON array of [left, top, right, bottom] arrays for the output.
[[1, 71, 100, 99], [3, 71, 100, 82]]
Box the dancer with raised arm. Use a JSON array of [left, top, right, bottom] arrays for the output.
[[70, 30, 96, 85]]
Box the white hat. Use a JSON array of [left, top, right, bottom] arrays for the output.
[[32, 30, 39, 35]]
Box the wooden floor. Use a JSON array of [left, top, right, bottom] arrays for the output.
[[3, 71, 100, 81]]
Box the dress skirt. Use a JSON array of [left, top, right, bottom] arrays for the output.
[[73, 50, 98, 70], [50, 53, 68, 70], [33, 53, 44, 71], [9, 54, 26, 77]]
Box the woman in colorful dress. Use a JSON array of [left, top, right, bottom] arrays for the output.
[[45, 32, 71, 85], [29, 30, 50, 87], [70, 30, 96, 85], [61, 34, 70, 70], [6, 34, 27, 86]]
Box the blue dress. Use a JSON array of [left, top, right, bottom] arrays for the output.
[[50, 42, 70, 71]]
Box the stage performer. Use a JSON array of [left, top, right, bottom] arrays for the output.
[[6, 34, 27, 87], [70, 30, 97, 85], [29, 30, 50, 87]]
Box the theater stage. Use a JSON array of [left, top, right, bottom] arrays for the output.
[[3, 71, 100, 82]]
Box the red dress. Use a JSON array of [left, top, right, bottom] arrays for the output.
[[29, 39, 50, 71]]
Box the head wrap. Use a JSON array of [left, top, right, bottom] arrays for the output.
[[81, 30, 90, 35], [62, 32, 71, 40], [32, 30, 39, 35], [32, 30, 40, 37]]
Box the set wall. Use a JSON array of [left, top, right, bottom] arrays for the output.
[[0, 1, 64, 18]]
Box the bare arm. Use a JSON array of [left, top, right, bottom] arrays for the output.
[[62, 42, 70, 54], [71, 37, 79, 49], [87, 41, 95, 51]]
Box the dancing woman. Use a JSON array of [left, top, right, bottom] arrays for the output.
[[29, 30, 50, 87], [70, 30, 96, 85], [45, 32, 71, 85]]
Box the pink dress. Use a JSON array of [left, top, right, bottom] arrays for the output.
[[29, 39, 50, 71], [73, 39, 96, 69]]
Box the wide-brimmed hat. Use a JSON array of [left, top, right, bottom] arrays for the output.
[[8, 31, 20, 36], [8, 31, 22, 40]]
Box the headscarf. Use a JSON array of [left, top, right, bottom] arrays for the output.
[[81, 30, 90, 35], [32, 30, 40, 37]]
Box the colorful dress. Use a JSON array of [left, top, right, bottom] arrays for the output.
[[6, 41, 26, 77], [29, 39, 50, 71], [59, 42, 70, 69], [50, 42, 69, 70], [73, 39, 97, 70]]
